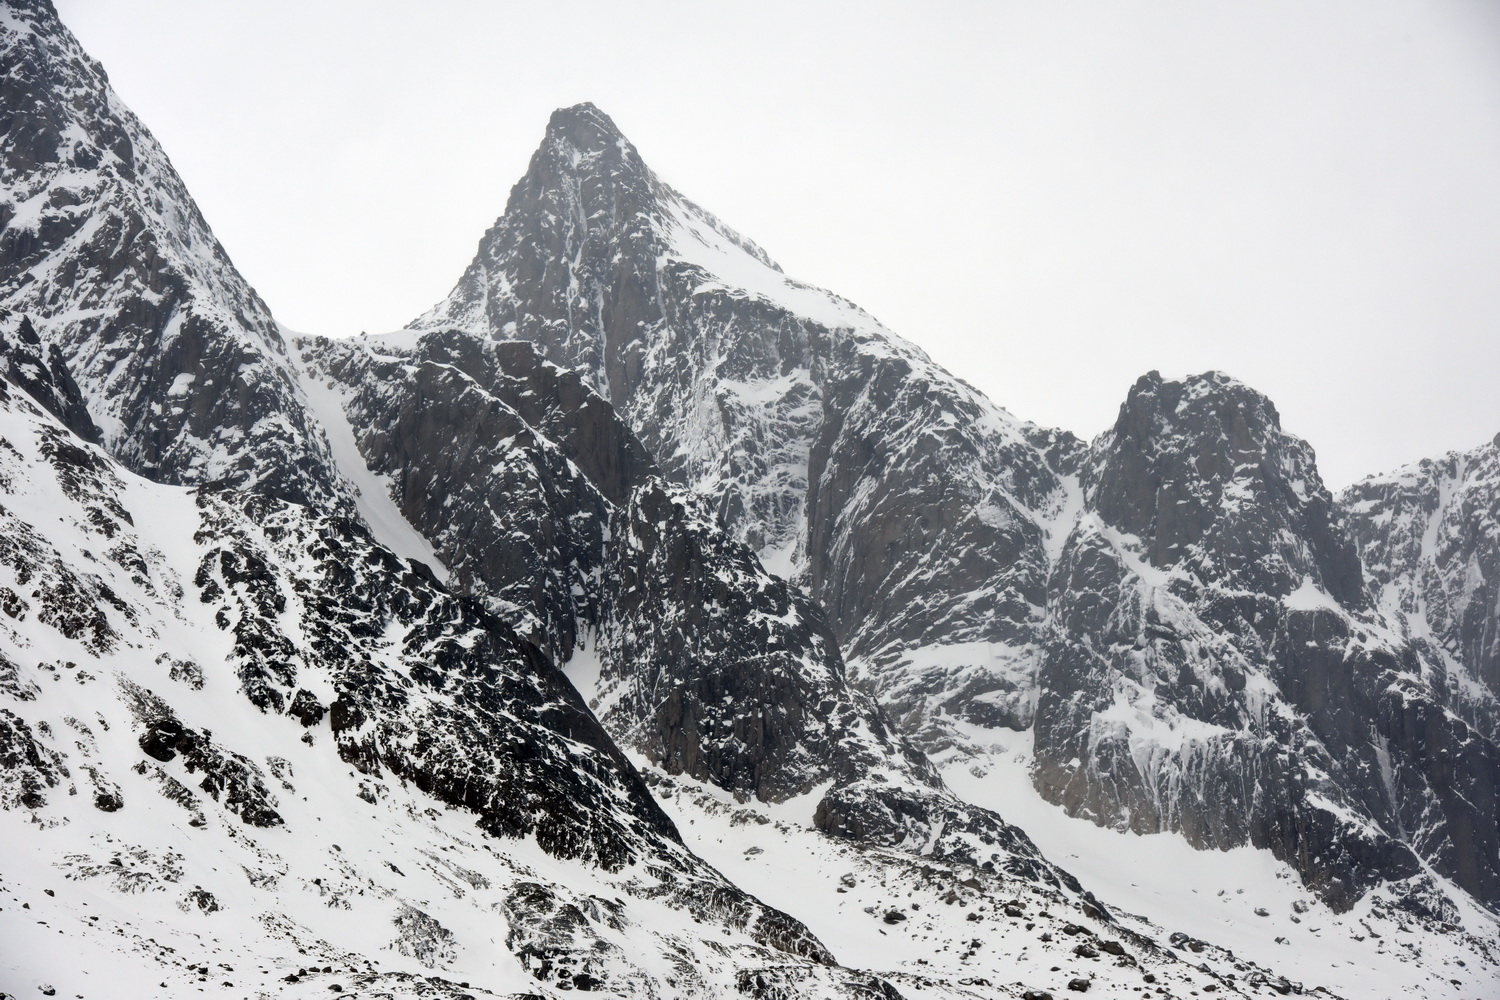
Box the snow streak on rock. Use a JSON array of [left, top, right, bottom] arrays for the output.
[[1341, 435, 1500, 725], [1036, 372, 1500, 912]]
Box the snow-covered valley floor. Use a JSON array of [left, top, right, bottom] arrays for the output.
[[935, 724, 1500, 1000]]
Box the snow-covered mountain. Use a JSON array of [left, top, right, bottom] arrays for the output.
[[0, 9, 1287, 994], [0, 0, 348, 511], [296, 329, 1064, 882], [3, 345, 1325, 999], [1035, 371, 1499, 913], [412, 99, 1500, 921], [0, 351, 910, 997], [413, 102, 1081, 742], [3, 1, 1500, 996]]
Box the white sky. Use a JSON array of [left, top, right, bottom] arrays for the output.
[[52, 0, 1500, 486]]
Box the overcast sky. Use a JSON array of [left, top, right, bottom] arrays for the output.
[[52, 0, 1500, 486]]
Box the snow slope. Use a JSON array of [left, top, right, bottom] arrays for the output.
[[940, 725, 1500, 1000], [0, 372, 881, 999]]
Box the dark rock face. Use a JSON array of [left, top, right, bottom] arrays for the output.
[[298, 331, 651, 664], [127, 682, 283, 828], [593, 478, 1083, 889], [0, 2, 348, 511], [414, 103, 1079, 736], [1034, 372, 1500, 910], [1341, 437, 1500, 715], [805, 339, 1077, 731], [597, 475, 930, 804], [0, 706, 65, 810], [304, 327, 1073, 888], [1082, 372, 1362, 605], [415, 103, 677, 408], [1, 311, 100, 442]]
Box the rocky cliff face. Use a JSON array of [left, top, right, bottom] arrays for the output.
[[1, 307, 99, 441], [1035, 372, 1500, 911], [1341, 436, 1500, 726], [300, 326, 1075, 893], [295, 330, 647, 664], [593, 475, 1083, 889], [595, 474, 930, 804], [415, 103, 1080, 738], [0, 0, 347, 511]]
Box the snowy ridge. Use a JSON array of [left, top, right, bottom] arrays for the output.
[[0, 1, 349, 511], [939, 724, 1499, 1000]]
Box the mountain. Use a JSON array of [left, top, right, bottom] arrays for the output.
[[0, 0, 348, 511], [413, 100, 1500, 943], [0, 11, 1257, 986], [0, 334, 936, 998], [414, 102, 1082, 742], [1035, 371, 1499, 911], [289, 331, 1393, 998], [4, 2, 1500, 995], [295, 327, 1101, 905]]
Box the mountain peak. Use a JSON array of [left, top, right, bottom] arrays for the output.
[[1089, 366, 1362, 603], [544, 102, 626, 150], [1119, 369, 1282, 436], [511, 100, 649, 208]]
